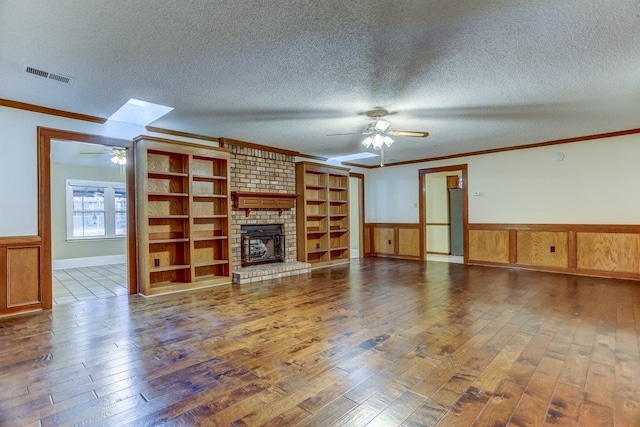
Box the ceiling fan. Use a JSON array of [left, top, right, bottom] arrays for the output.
[[327, 109, 429, 166], [80, 146, 127, 166]]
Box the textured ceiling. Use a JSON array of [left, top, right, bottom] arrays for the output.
[[1, 1, 639, 166]]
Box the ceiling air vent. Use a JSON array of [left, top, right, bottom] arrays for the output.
[[24, 66, 74, 84]]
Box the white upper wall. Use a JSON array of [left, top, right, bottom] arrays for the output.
[[0, 105, 180, 237], [3, 104, 639, 237], [367, 133, 640, 224]]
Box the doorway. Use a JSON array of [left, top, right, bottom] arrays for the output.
[[38, 128, 137, 309], [50, 139, 131, 305], [419, 165, 468, 263], [349, 173, 365, 258]]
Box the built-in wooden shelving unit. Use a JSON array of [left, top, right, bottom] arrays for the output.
[[135, 136, 232, 296], [296, 162, 350, 267]]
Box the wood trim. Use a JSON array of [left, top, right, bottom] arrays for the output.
[[0, 304, 43, 317], [38, 128, 139, 308], [296, 153, 330, 161], [220, 137, 327, 161], [509, 229, 517, 264], [349, 173, 365, 258], [345, 127, 640, 169], [0, 236, 42, 246], [341, 161, 376, 169], [467, 260, 640, 282], [567, 230, 577, 269], [296, 160, 351, 173], [370, 253, 422, 260], [145, 126, 221, 144], [366, 222, 420, 229], [125, 143, 137, 295], [232, 192, 298, 199], [426, 222, 450, 226], [133, 135, 230, 153], [468, 223, 640, 233], [419, 164, 468, 262], [231, 192, 298, 216], [0, 98, 106, 123], [39, 127, 126, 147], [419, 173, 425, 260], [37, 129, 52, 310]]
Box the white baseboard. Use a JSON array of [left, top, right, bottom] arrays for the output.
[[52, 254, 127, 270], [350, 249, 360, 258]]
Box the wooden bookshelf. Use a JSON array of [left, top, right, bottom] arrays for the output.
[[296, 162, 350, 267], [135, 136, 232, 296]]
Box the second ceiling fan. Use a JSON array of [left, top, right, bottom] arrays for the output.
[[328, 109, 429, 166]]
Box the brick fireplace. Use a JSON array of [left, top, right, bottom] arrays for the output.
[[226, 143, 298, 271]]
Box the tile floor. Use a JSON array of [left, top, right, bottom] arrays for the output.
[[426, 254, 464, 264], [53, 263, 128, 306]]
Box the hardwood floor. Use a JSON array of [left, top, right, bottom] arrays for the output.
[[0, 258, 639, 426]]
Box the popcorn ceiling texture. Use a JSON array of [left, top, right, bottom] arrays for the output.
[[228, 145, 297, 270], [2, 1, 639, 166]]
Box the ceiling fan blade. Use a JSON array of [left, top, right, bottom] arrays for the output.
[[326, 132, 367, 137], [389, 130, 429, 138]]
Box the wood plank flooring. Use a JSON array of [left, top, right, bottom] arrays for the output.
[[1, 258, 639, 426]]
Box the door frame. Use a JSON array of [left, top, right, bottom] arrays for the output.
[[38, 127, 137, 308], [349, 172, 365, 257], [418, 164, 468, 262]]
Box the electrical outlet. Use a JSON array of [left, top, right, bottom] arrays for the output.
[[316, 243, 320, 249], [388, 239, 392, 244], [154, 258, 160, 267], [550, 246, 555, 253]]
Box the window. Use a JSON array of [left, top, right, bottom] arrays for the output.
[[66, 179, 126, 240]]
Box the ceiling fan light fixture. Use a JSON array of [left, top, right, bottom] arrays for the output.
[[362, 132, 394, 150], [373, 120, 391, 132], [110, 148, 127, 165], [371, 133, 385, 150], [110, 155, 126, 165]]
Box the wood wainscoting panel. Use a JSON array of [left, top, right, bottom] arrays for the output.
[[468, 224, 640, 280], [6, 246, 41, 307], [363, 224, 372, 255], [373, 227, 395, 255], [576, 232, 640, 274], [468, 230, 509, 263], [398, 227, 420, 257], [516, 231, 568, 268], [366, 223, 421, 259]]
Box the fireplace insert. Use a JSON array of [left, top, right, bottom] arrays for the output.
[[240, 224, 285, 267]]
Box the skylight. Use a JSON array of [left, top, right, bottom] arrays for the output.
[[328, 152, 379, 165], [107, 98, 173, 126]]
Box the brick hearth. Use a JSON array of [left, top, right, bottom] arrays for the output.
[[232, 261, 311, 284]]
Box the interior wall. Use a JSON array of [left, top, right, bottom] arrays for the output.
[[367, 133, 640, 225], [0, 106, 144, 237], [50, 162, 127, 261]]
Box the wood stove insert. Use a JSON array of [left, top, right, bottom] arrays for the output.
[[241, 224, 285, 267]]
